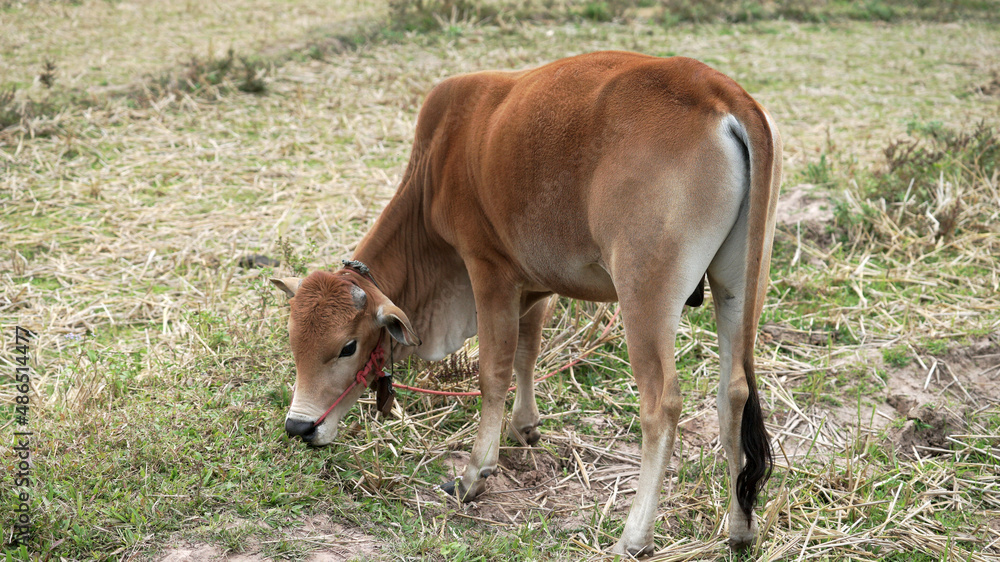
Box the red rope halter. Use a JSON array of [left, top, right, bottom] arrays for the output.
[[311, 341, 386, 428]]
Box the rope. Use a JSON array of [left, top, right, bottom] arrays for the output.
[[312, 340, 386, 428], [393, 308, 621, 397]]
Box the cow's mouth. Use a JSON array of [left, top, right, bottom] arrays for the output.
[[285, 418, 318, 443]]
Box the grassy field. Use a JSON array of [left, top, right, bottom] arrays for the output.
[[2, 1, 999, 560]]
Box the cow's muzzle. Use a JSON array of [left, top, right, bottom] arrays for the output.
[[285, 418, 317, 442]]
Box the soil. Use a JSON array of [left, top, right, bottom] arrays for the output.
[[155, 514, 380, 562], [890, 402, 966, 455], [158, 545, 224, 562], [883, 338, 999, 457], [432, 444, 627, 531], [774, 183, 837, 253], [775, 183, 835, 228]]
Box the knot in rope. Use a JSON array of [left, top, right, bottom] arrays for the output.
[[356, 343, 386, 386]]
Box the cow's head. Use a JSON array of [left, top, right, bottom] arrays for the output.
[[270, 269, 420, 446]]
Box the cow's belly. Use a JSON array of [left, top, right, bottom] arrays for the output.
[[518, 247, 618, 303], [548, 262, 618, 302]]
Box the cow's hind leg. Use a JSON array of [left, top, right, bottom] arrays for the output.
[[610, 253, 710, 556], [707, 213, 772, 549], [507, 298, 548, 445]]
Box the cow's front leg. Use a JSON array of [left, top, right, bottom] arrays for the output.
[[443, 266, 520, 501]]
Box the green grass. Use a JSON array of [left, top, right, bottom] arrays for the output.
[[801, 153, 834, 186], [882, 346, 910, 368]]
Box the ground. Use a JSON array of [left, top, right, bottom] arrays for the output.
[[2, 1, 999, 560]]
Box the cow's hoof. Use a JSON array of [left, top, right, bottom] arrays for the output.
[[508, 423, 542, 446], [440, 478, 482, 502], [610, 539, 655, 557], [521, 425, 542, 445], [728, 528, 757, 551], [728, 514, 758, 550], [728, 536, 754, 551]]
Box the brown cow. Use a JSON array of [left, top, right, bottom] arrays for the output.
[[271, 50, 781, 556]]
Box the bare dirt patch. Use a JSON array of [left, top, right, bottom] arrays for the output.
[[889, 402, 967, 456], [295, 516, 382, 562], [773, 182, 837, 260], [678, 408, 721, 451], [432, 438, 636, 530], [158, 544, 224, 562], [886, 338, 1000, 408], [775, 183, 835, 228], [426, 418, 737, 546], [759, 331, 999, 458], [881, 338, 999, 456], [941, 339, 1000, 397], [155, 515, 381, 562]]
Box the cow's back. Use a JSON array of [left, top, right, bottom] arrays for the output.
[[415, 51, 761, 300]]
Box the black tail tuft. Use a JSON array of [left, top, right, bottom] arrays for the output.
[[735, 354, 773, 521]]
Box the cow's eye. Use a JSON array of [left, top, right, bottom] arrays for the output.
[[339, 340, 357, 358]]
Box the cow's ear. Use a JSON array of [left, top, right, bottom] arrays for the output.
[[270, 277, 301, 299], [377, 304, 421, 347]]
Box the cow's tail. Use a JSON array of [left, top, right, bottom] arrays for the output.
[[730, 101, 781, 522]]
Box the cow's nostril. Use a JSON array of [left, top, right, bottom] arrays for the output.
[[285, 418, 316, 440]]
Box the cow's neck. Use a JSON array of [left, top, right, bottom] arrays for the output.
[[353, 181, 477, 363], [353, 183, 425, 312]]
